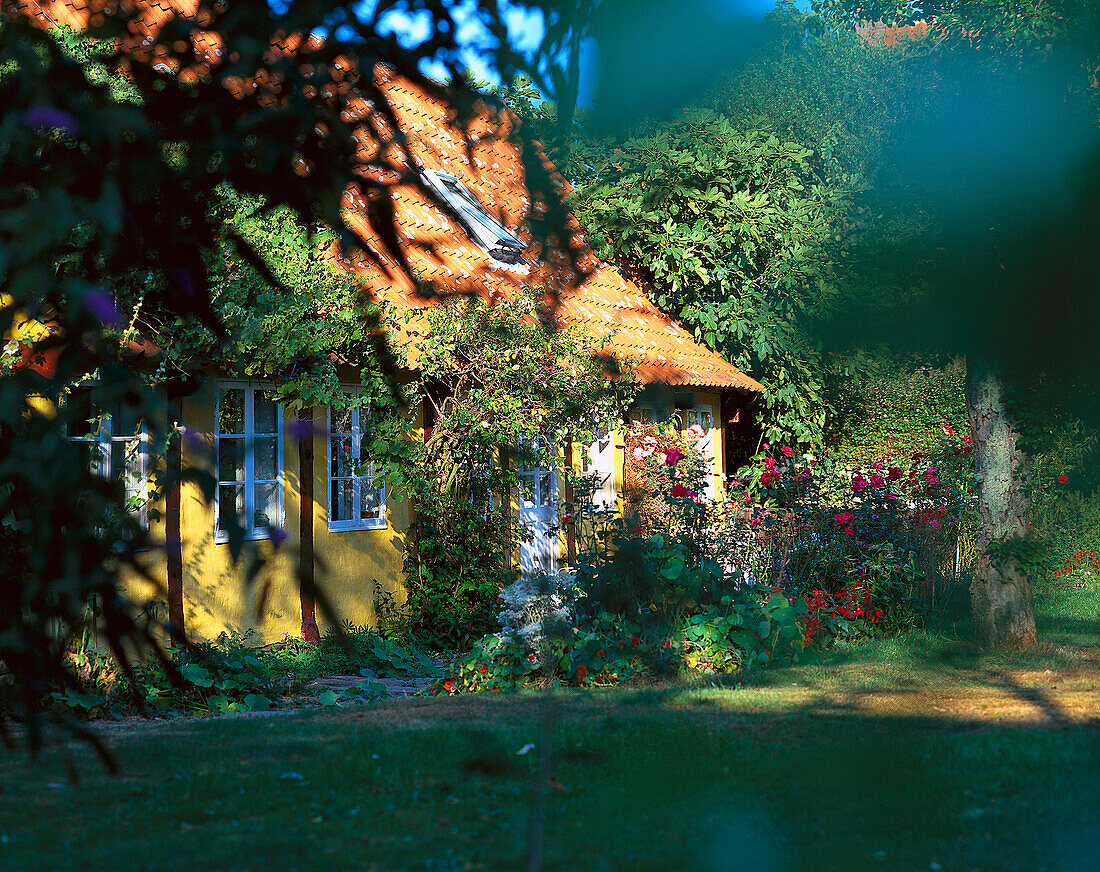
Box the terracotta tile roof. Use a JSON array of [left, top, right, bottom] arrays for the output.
[[20, 0, 763, 393], [338, 75, 762, 392]]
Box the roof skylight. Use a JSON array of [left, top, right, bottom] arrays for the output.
[[423, 169, 526, 265]]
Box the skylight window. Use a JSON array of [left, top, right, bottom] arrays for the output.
[[423, 169, 526, 265]]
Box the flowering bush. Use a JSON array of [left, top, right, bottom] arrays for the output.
[[436, 428, 981, 695], [718, 430, 976, 638], [622, 424, 711, 537], [1053, 550, 1100, 586]]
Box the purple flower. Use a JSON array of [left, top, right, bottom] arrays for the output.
[[22, 106, 81, 137], [84, 289, 122, 326], [285, 417, 316, 441]]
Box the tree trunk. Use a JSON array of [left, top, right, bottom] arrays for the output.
[[964, 364, 1037, 647]]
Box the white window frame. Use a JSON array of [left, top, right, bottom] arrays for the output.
[[214, 381, 285, 543], [326, 389, 387, 532], [584, 424, 617, 513], [422, 169, 527, 266], [62, 386, 150, 531]]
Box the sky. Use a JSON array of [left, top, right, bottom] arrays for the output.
[[365, 0, 786, 98]]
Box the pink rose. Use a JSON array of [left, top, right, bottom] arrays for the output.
[[664, 447, 684, 467], [764, 456, 777, 470], [887, 467, 902, 480], [781, 446, 793, 457], [760, 470, 779, 486], [632, 447, 647, 461], [851, 476, 867, 494], [872, 460, 884, 470], [870, 474, 885, 488]]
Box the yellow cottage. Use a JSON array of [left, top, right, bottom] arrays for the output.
[[12, 11, 764, 643]]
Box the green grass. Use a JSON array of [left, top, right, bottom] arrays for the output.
[[2, 579, 1097, 872], [3, 695, 1098, 872]]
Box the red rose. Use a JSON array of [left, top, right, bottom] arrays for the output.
[[576, 664, 588, 679], [478, 665, 488, 674], [1059, 474, 1068, 484], [869, 474, 885, 488], [631, 636, 640, 646], [597, 650, 606, 658], [781, 446, 793, 457], [527, 654, 536, 663]]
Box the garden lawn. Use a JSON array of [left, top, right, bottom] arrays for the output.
[[3, 580, 1098, 872]]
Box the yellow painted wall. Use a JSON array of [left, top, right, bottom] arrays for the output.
[[125, 380, 730, 638], [127, 381, 415, 644], [306, 401, 414, 635]]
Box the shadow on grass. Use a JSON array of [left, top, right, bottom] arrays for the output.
[[4, 681, 1098, 872]]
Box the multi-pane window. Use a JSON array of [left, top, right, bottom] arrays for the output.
[[215, 384, 283, 541], [585, 424, 616, 512], [328, 395, 385, 530], [629, 403, 670, 425], [63, 387, 150, 530]]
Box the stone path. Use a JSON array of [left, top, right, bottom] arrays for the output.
[[306, 674, 434, 699]]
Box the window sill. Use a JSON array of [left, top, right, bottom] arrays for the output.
[[327, 519, 389, 533], [214, 529, 285, 545]]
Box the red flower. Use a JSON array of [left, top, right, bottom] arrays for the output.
[[670, 483, 697, 498], [597, 650, 606, 658], [443, 678, 454, 692], [760, 470, 780, 486], [528, 654, 536, 663], [781, 446, 793, 457], [576, 664, 588, 679], [942, 424, 954, 437], [631, 636, 640, 646], [851, 475, 867, 494], [663, 640, 672, 648], [478, 665, 488, 674], [833, 512, 853, 526], [869, 473, 885, 488], [764, 456, 777, 470], [887, 467, 902, 480], [1059, 474, 1068, 484], [663, 447, 684, 467]]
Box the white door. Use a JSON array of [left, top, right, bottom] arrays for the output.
[[586, 425, 616, 512], [685, 405, 715, 499], [518, 436, 558, 577]]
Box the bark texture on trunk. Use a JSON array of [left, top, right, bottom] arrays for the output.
[[965, 365, 1037, 647]]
